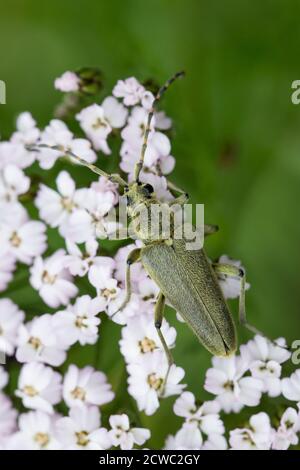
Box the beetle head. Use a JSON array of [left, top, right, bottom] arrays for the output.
[[123, 181, 154, 208]]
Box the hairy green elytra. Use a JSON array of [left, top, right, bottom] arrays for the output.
[[140, 238, 237, 357]]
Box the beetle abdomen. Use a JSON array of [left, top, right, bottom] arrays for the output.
[[140, 239, 237, 357]]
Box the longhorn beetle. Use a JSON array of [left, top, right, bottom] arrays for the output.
[[29, 71, 267, 391]]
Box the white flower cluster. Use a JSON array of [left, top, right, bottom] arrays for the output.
[[166, 336, 300, 450], [0, 72, 300, 450]]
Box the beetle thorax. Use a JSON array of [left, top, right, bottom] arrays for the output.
[[125, 183, 153, 216], [124, 183, 174, 244]]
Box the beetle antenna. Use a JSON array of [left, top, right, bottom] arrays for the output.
[[26, 143, 127, 187], [134, 70, 185, 182]]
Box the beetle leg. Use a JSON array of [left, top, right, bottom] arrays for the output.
[[167, 180, 189, 205], [212, 263, 265, 337], [204, 224, 219, 237], [236, 269, 262, 336], [167, 180, 186, 195], [168, 193, 189, 207], [218, 264, 291, 352], [212, 263, 289, 352], [111, 248, 141, 317], [154, 291, 174, 396]]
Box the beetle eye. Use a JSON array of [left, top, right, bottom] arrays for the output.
[[144, 183, 154, 194]]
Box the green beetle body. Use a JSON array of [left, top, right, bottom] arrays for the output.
[[29, 72, 241, 364], [124, 181, 237, 357], [140, 238, 237, 357]]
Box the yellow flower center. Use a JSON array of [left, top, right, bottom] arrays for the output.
[[34, 432, 50, 448], [139, 337, 156, 353], [76, 431, 89, 447], [147, 373, 163, 391], [42, 271, 57, 284], [61, 197, 74, 212], [71, 386, 86, 401], [75, 315, 88, 328], [101, 288, 117, 300], [224, 380, 234, 391], [10, 231, 21, 247], [92, 118, 108, 130], [23, 385, 38, 397], [29, 336, 42, 350]]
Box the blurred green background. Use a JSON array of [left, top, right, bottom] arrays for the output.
[[1, 0, 300, 448]]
